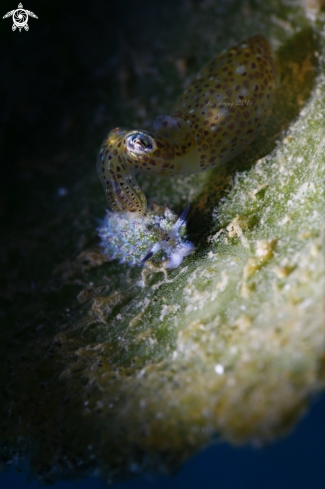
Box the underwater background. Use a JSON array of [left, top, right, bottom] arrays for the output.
[[1, 0, 324, 488]]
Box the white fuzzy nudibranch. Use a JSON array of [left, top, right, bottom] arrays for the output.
[[141, 204, 195, 268], [97, 203, 195, 269]]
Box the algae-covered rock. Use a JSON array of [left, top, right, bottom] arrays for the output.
[[0, 0, 324, 484]]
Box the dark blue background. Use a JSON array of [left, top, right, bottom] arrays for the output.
[[1, 392, 325, 489]]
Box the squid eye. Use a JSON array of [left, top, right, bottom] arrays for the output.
[[126, 132, 155, 154]]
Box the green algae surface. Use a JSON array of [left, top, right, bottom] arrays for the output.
[[0, 0, 325, 484]]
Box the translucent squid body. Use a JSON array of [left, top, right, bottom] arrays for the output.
[[97, 34, 278, 267]]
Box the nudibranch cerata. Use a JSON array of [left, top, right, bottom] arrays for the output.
[[97, 34, 278, 268]]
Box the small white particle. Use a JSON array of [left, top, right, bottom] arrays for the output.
[[235, 65, 246, 74], [214, 364, 224, 375], [129, 463, 139, 473], [57, 187, 68, 197]]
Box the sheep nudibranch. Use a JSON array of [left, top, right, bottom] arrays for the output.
[[97, 34, 278, 268]]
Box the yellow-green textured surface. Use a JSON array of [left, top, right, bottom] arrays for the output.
[[0, 0, 324, 484]]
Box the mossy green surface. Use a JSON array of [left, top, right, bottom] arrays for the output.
[[0, 0, 325, 484]]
